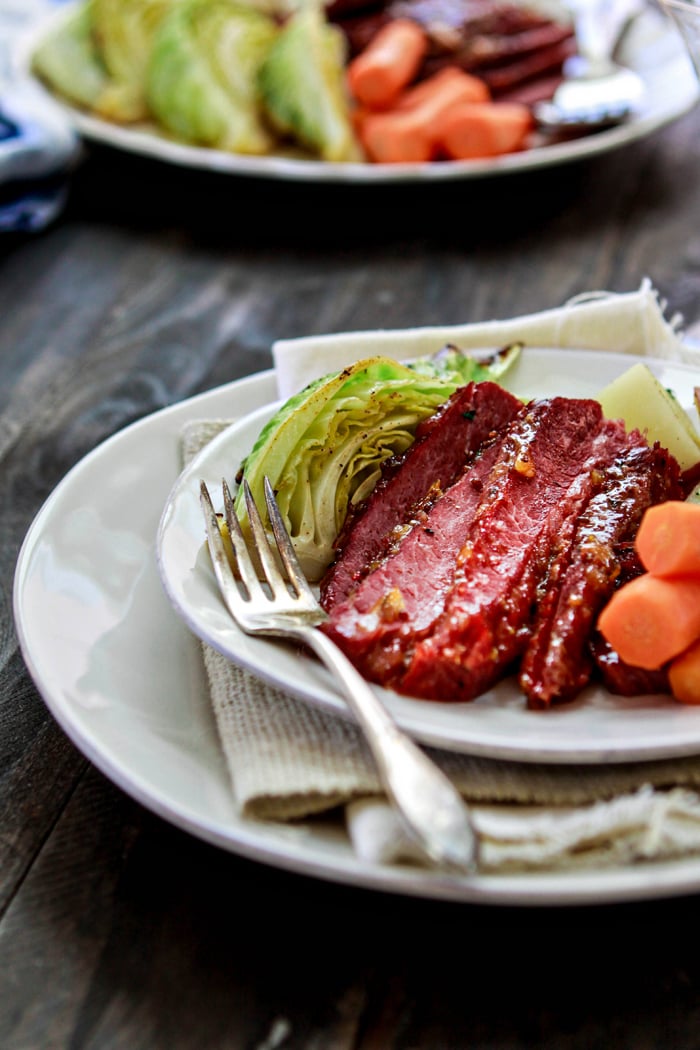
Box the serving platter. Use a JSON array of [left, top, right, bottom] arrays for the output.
[[16, 0, 700, 183], [157, 348, 700, 764]]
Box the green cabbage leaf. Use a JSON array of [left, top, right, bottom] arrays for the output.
[[91, 0, 182, 122], [408, 341, 522, 385], [236, 349, 520, 580], [257, 3, 359, 162], [32, 0, 109, 110], [147, 0, 278, 153]]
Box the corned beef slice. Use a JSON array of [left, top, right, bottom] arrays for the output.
[[520, 441, 685, 709], [322, 387, 693, 705], [320, 380, 522, 609], [321, 434, 506, 684], [399, 398, 623, 699], [590, 634, 671, 697], [325, 396, 617, 699]]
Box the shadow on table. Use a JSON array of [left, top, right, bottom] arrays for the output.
[[63, 140, 648, 252]]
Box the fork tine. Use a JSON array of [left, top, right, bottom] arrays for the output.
[[200, 480, 251, 608], [221, 478, 265, 598], [263, 476, 317, 602], [241, 479, 289, 598]]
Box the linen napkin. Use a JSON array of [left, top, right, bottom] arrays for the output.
[[272, 278, 695, 400], [183, 281, 700, 873], [0, 1, 79, 232]]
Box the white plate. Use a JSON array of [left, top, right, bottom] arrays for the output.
[[159, 348, 700, 764], [15, 361, 700, 906], [16, 2, 700, 184]]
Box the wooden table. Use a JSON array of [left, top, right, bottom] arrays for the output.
[[4, 109, 700, 1048]]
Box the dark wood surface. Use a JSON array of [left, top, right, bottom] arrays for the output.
[[4, 107, 700, 1049]]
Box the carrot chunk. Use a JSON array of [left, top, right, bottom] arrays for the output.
[[393, 67, 491, 111], [357, 68, 491, 164], [635, 500, 700, 577], [669, 637, 700, 703], [436, 101, 533, 160], [347, 19, 428, 109], [357, 109, 435, 163], [597, 572, 700, 670]]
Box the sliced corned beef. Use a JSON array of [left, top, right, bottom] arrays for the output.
[[398, 398, 625, 699], [324, 396, 622, 699], [321, 432, 506, 683], [520, 441, 685, 708], [320, 379, 522, 609], [589, 635, 671, 697]]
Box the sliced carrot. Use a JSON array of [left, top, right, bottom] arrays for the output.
[[357, 68, 491, 164], [635, 500, 700, 577], [393, 67, 490, 111], [347, 18, 428, 109], [357, 108, 435, 163], [436, 101, 534, 160], [598, 572, 700, 670], [669, 637, 700, 703]]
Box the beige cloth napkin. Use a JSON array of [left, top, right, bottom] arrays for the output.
[[183, 280, 700, 872], [272, 277, 694, 399]]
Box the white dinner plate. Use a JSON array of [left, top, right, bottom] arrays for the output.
[[14, 358, 700, 906], [158, 348, 700, 765], [16, 1, 700, 184]]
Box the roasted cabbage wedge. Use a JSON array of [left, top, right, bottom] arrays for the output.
[[32, 0, 108, 110], [32, 0, 359, 160], [236, 347, 521, 580], [257, 3, 359, 162], [147, 0, 279, 152], [90, 0, 183, 122], [409, 342, 523, 385]]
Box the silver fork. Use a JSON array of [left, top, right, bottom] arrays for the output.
[[200, 475, 479, 874]]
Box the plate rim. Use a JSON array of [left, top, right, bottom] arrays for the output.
[[14, 363, 700, 906], [157, 348, 700, 765], [15, 0, 700, 184]]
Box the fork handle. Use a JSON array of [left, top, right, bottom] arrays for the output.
[[295, 625, 478, 873]]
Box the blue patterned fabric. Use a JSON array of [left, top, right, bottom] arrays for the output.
[[1, 1, 79, 232]]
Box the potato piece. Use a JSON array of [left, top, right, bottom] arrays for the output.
[[597, 363, 700, 470]]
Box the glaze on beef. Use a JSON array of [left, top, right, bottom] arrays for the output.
[[321, 390, 687, 705], [320, 380, 522, 609], [321, 433, 506, 684], [520, 443, 685, 708], [398, 400, 632, 700]]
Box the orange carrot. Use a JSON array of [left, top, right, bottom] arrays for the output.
[[347, 19, 428, 109], [635, 500, 700, 577], [597, 572, 700, 670], [358, 109, 435, 163], [436, 101, 534, 160], [669, 637, 700, 703], [393, 67, 490, 111], [357, 68, 491, 164]]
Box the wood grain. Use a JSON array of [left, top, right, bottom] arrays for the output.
[[2, 105, 700, 1047]]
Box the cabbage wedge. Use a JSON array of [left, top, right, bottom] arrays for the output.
[[146, 0, 278, 153], [91, 0, 182, 122], [237, 356, 486, 580], [257, 3, 359, 162], [32, 0, 108, 110], [408, 342, 523, 385]]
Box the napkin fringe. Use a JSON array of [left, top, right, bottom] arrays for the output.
[[347, 787, 700, 872]]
